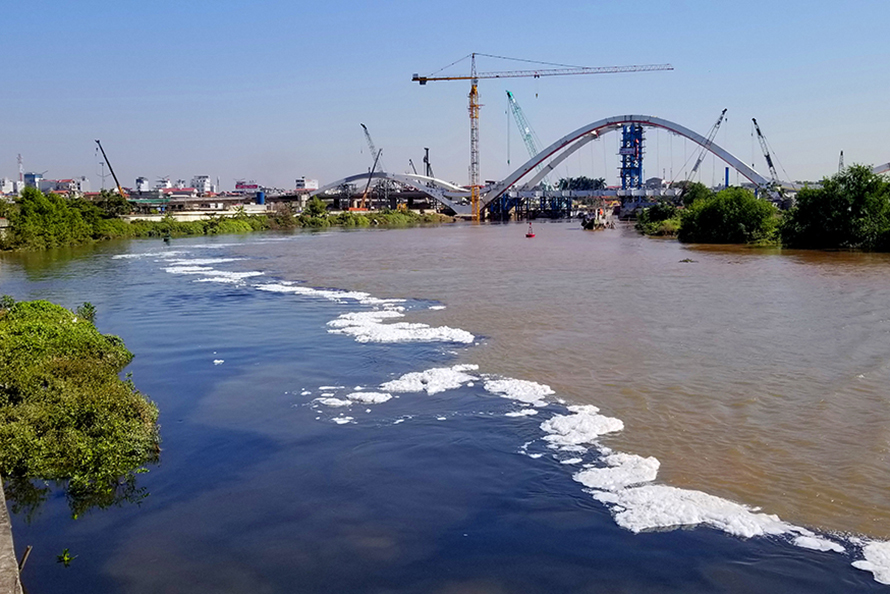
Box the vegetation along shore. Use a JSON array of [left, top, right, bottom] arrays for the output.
[[0, 189, 453, 251], [635, 165, 890, 250]]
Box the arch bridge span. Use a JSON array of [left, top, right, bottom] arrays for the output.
[[314, 115, 772, 216], [311, 172, 473, 215], [483, 114, 771, 207]]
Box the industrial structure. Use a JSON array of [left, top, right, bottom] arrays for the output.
[[412, 53, 673, 219]]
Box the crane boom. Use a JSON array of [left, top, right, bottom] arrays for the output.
[[413, 63, 673, 84], [689, 108, 727, 179], [359, 149, 383, 210], [360, 124, 386, 173], [751, 118, 779, 184], [94, 139, 126, 197], [413, 53, 673, 219], [506, 90, 550, 188]]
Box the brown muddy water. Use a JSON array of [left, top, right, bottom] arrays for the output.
[[252, 220, 890, 539]]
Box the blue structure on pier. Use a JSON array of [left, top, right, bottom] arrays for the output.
[[619, 124, 644, 189]]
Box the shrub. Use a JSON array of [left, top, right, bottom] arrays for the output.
[[678, 187, 778, 244], [0, 299, 159, 518], [780, 165, 890, 250]]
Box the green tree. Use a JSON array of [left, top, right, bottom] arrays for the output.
[[635, 200, 680, 236], [8, 187, 92, 249], [557, 176, 607, 191], [678, 187, 778, 244], [305, 196, 328, 217], [780, 164, 890, 250], [676, 181, 713, 207], [95, 190, 133, 218]]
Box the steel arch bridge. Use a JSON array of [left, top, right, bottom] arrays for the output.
[[314, 114, 780, 215], [311, 172, 471, 214], [482, 114, 772, 207]]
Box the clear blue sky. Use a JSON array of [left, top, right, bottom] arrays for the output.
[[3, 0, 888, 190]]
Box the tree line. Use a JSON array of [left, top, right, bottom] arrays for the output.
[[0, 189, 452, 251], [634, 165, 890, 249]]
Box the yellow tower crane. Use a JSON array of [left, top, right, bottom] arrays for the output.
[[412, 53, 673, 220]]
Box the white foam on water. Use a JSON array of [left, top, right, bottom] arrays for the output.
[[186, 243, 239, 249], [167, 257, 245, 266], [164, 265, 215, 274], [315, 397, 351, 408], [853, 541, 890, 584], [437, 416, 447, 421], [194, 271, 265, 283], [346, 391, 392, 404], [505, 409, 539, 417], [794, 535, 845, 554], [254, 282, 405, 308], [380, 364, 479, 395], [113, 250, 189, 260], [484, 378, 554, 407], [560, 458, 583, 465], [213, 359, 224, 365], [327, 310, 474, 344], [429, 305, 446, 310], [320, 386, 345, 390], [540, 405, 624, 448], [300, 391, 311, 396], [592, 485, 796, 538], [332, 416, 353, 425], [574, 453, 660, 491]]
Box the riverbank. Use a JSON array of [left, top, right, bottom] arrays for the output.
[[0, 480, 23, 594], [0, 188, 454, 251]]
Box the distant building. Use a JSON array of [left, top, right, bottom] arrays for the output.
[[155, 177, 172, 190], [162, 187, 197, 199], [0, 178, 17, 195], [37, 177, 90, 195], [190, 175, 214, 195], [135, 177, 151, 193], [234, 180, 261, 195], [24, 172, 43, 188], [295, 177, 319, 191]]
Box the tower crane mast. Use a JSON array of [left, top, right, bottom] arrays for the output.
[[689, 108, 727, 180], [413, 53, 673, 219]]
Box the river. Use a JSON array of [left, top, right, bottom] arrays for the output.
[[2, 221, 889, 592]]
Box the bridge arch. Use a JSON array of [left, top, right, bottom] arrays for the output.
[[311, 172, 472, 215], [483, 114, 771, 206]]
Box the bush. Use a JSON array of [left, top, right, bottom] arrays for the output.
[[780, 165, 890, 250], [0, 299, 159, 518], [678, 187, 778, 244], [636, 201, 681, 236]]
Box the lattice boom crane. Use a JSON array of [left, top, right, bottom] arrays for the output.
[[689, 108, 727, 180], [412, 53, 673, 219]]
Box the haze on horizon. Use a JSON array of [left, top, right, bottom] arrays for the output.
[[2, 0, 888, 192]]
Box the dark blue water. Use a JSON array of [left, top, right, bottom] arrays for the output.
[[1, 233, 885, 593]]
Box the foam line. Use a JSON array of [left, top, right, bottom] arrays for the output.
[[484, 378, 553, 407], [380, 365, 479, 395]]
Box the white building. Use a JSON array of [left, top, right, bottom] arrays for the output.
[[38, 177, 90, 195], [155, 177, 172, 190], [295, 177, 319, 190], [190, 175, 214, 195], [0, 178, 17, 195], [135, 177, 151, 193]]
